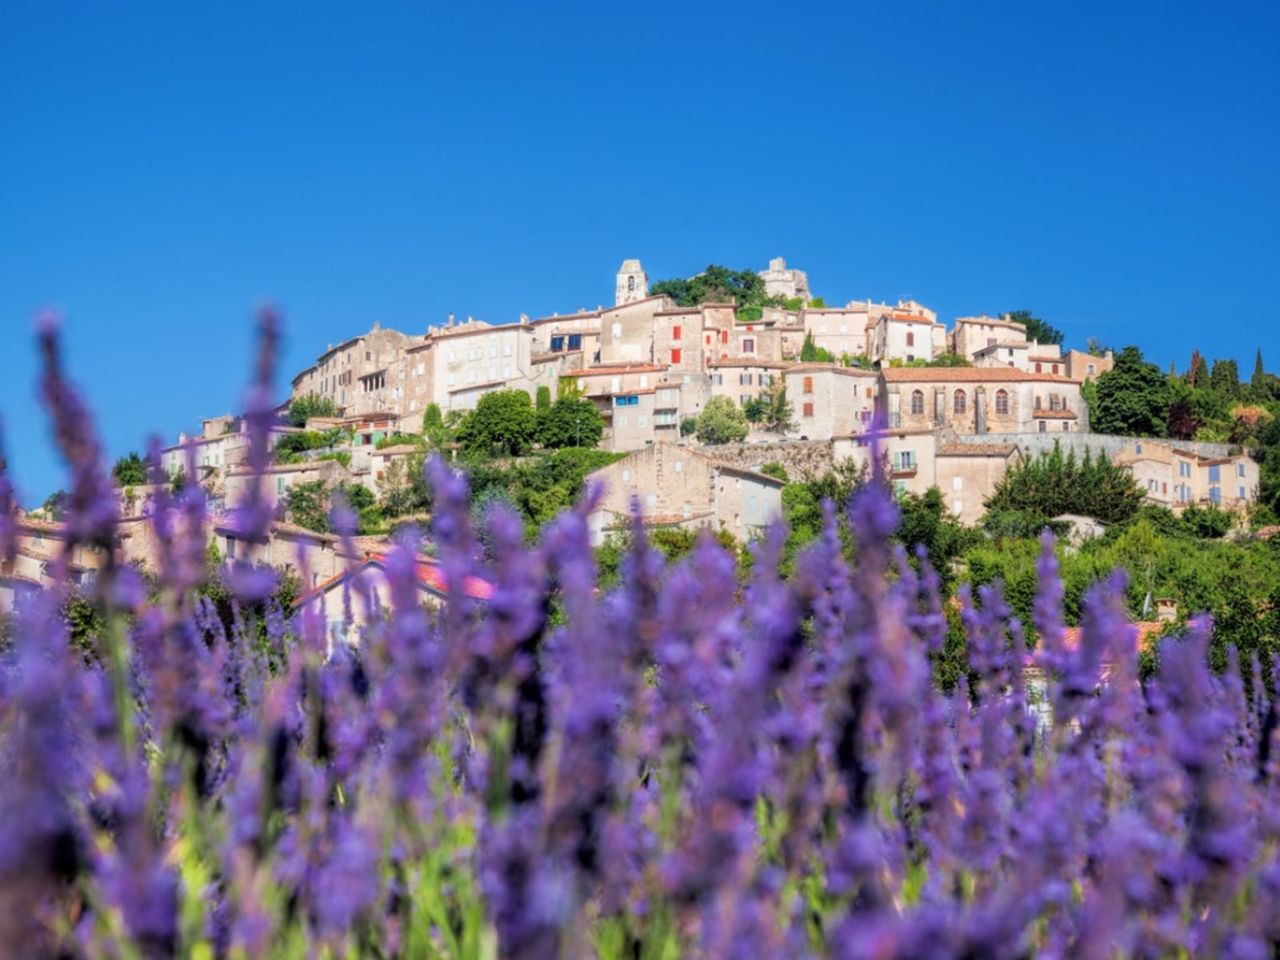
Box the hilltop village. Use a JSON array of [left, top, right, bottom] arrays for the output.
[[1, 258, 1268, 621]]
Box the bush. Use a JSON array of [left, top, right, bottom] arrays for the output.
[[286, 393, 337, 427], [457, 390, 537, 457], [694, 396, 749, 445]]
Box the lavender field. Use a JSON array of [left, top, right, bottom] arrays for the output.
[[2, 315, 1278, 959]]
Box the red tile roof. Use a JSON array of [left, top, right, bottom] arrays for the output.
[[883, 367, 1076, 384], [292, 555, 493, 607], [561, 364, 666, 378]]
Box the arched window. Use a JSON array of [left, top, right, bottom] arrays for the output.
[[953, 390, 967, 414], [995, 389, 1009, 415], [628, 276, 636, 292], [910, 390, 925, 415]]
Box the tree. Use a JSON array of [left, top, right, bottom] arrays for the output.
[[754, 381, 794, 433], [984, 442, 1145, 527], [1209, 359, 1241, 399], [680, 416, 697, 437], [457, 390, 537, 456], [283, 480, 330, 532], [800, 333, 836, 363], [537, 395, 605, 449], [1252, 349, 1267, 395], [1006, 310, 1064, 346], [1091, 346, 1171, 437], [287, 393, 337, 428], [694, 396, 749, 445], [1187, 351, 1210, 388], [758, 461, 789, 483], [650, 264, 774, 309], [111, 452, 148, 486], [40, 489, 67, 521]]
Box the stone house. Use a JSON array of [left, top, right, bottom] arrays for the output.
[[213, 519, 371, 589], [1064, 349, 1114, 381], [870, 312, 946, 364], [949, 315, 1029, 362], [584, 442, 784, 546], [881, 367, 1086, 435], [785, 364, 879, 440], [6, 517, 113, 590], [290, 322, 417, 414], [293, 554, 492, 647], [801, 307, 872, 360], [708, 359, 788, 408], [1114, 440, 1259, 511], [223, 459, 350, 514], [560, 363, 684, 451]]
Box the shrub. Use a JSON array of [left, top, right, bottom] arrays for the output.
[[694, 395, 748, 445]]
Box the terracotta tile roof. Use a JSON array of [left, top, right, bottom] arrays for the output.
[[882, 367, 1075, 384], [886, 313, 937, 326], [603, 510, 715, 527], [1032, 409, 1078, 419], [955, 316, 1028, 332], [785, 362, 877, 377], [706, 358, 789, 369], [373, 444, 424, 456], [293, 554, 492, 607]]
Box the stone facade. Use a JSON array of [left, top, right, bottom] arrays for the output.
[[708, 359, 788, 408], [881, 367, 1086, 436], [786, 364, 879, 440], [758, 257, 810, 301], [949, 315, 1030, 362], [801, 307, 872, 359], [1114, 439, 1259, 511], [616, 259, 649, 305], [584, 442, 784, 545]]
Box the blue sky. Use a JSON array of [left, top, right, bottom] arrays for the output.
[[2, 1, 1278, 504]]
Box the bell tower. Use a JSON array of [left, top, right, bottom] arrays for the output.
[[615, 259, 648, 306]]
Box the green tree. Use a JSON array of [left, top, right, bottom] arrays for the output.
[[1251, 349, 1267, 395], [695, 396, 749, 445], [457, 390, 537, 456], [650, 264, 774, 309], [755, 381, 794, 432], [535, 385, 552, 414], [679, 416, 697, 437], [283, 479, 330, 532], [1187, 351, 1210, 388], [1006, 310, 1064, 346], [40, 489, 67, 520], [286, 393, 338, 428], [984, 442, 1145, 527], [800, 333, 836, 363], [1091, 346, 1171, 437], [758, 461, 789, 483], [537, 395, 605, 449], [111, 451, 148, 486], [1210, 358, 1241, 399]]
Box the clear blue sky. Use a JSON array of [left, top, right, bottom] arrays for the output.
[[2, 1, 1278, 504]]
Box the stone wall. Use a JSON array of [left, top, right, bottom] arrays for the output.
[[699, 439, 835, 479]]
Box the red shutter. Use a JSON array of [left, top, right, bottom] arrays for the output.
[[803, 402, 814, 417], [672, 325, 682, 340], [671, 348, 682, 364]]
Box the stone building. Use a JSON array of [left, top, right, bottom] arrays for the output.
[[1064, 349, 1114, 381], [801, 307, 872, 360], [616, 259, 649, 305], [584, 442, 784, 546], [949, 315, 1030, 362], [290, 322, 418, 414], [758, 257, 811, 301], [785, 364, 879, 440], [559, 363, 686, 451], [1114, 439, 1259, 511], [223, 459, 350, 514], [880, 367, 1086, 435], [869, 312, 947, 364], [707, 359, 788, 408]]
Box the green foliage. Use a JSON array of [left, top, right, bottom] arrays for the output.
[[463, 447, 625, 537], [315, 451, 351, 469], [743, 381, 794, 433], [758, 461, 789, 483], [374, 432, 426, 450], [843, 353, 873, 370], [649, 264, 778, 309], [111, 451, 149, 486], [282, 479, 331, 532], [535, 385, 552, 413], [1006, 309, 1064, 346], [924, 351, 971, 367], [41, 489, 67, 520], [1179, 503, 1235, 539], [679, 416, 697, 437], [536, 395, 605, 449], [799, 333, 836, 363], [695, 396, 749, 445], [896, 487, 982, 582], [736, 305, 763, 322], [781, 458, 871, 557], [984, 442, 1145, 528], [273, 428, 346, 462], [1210, 358, 1241, 399], [1091, 346, 1171, 437], [457, 390, 537, 457], [286, 393, 338, 428]]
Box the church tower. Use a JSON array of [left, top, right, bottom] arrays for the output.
[[615, 259, 648, 306]]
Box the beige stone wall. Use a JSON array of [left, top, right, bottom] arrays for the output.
[[934, 453, 1016, 526], [588, 443, 719, 533], [950, 317, 1029, 361], [886, 375, 1084, 435], [787, 366, 878, 440], [802, 308, 870, 359], [709, 362, 784, 407], [1065, 349, 1114, 381]]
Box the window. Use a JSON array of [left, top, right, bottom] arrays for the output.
[[674, 460, 682, 473], [1210, 486, 1221, 504], [1240, 486, 1247, 499], [995, 389, 1009, 415], [803, 402, 814, 417], [741, 394, 751, 405], [1008, 348, 1014, 358], [618, 415, 628, 428], [489, 346, 498, 359], [1238, 463, 1246, 477], [910, 390, 925, 415], [953, 500, 963, 516], [743, 338, 755, 354], [672, 325, 682, 340], [1049, 394, 1061, 411], [894, 451, 916, 471], [638, 416, 647, 427], [639, 375, 649, 387], [1063, 422, 1070, 432], [713, 373, 723, 386], [628, 276, 636, 292], [952, 476, 963, 491], [568, 334, 582, 350], [503, 342, 513, 356], [1052, 364, 1059, 375], [1039, 421, 1047, 433], [953, 390, 967, 414], [906, 331, 915, 347], [803, 376, 814, 394], [614, 395, 640, 407], [1208, 464, 1221, 483], [611, 323, 622, 338], [1135, 442, 1143, 454], [1035, 362, 1042, 373], [721, 330, 729, 344], [365, 350, 371, 361], [622, 469, 630, 482], [671, 348, 682, 364]]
